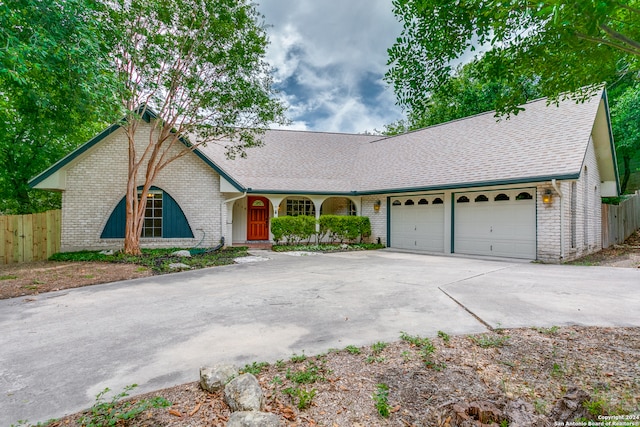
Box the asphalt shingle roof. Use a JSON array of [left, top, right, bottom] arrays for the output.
[[198, 91, 603, 194]]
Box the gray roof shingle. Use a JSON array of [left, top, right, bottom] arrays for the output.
[[196, 92, 604, 193]]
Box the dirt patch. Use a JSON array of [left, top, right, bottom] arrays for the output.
[[47, 326, 640, 426], [569, 230, 640, 268], [0, 261, 152, 299]]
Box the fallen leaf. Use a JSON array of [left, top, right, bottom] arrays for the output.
[[391, 404, 401, 413], [168, 408, 183, 417], [189, 402, 202, 416]]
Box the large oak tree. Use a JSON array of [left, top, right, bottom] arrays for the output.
[[386, 0, 640, 116], [0, 0, 118, 214]]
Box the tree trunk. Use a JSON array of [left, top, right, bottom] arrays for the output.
[[123, 177, 142, 255], [621, 154, 631, 195]]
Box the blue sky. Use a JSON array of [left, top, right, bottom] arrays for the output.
[[256, 1, 404, 134]]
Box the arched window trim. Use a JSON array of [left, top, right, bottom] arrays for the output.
[[516, 192, 533, 200], [474, 195, 489, 202], [457, 196, 470, 203], [404, 199, 415, 205], [494, 193, 510, 201], [101, 186, 193, 239], [418, 198, 428, 205]]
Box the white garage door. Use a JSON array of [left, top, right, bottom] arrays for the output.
[[454, 189, 536, 259], [390, 195, 444, 252]]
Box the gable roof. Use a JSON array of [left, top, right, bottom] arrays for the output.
[[30, 89, 619, 196], [198, 130, 382, 194], [199, 88, 618, 194]]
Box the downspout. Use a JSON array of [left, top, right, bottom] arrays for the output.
[[222, 191, 247, 246], [551, 179, 564, 260]]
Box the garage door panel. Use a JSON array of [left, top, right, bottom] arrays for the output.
[[454, 189, 536, 259], [390, 196, 444, 252]]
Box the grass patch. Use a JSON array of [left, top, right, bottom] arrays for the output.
[[0, 274, 18, 280], [285, 360, 328, 384], [344, 345, 361, 355], [282, 386, 316, 409], [469, 333, 511, 348], [49, 247, 248, 273], [373, 383, 391, 418], [272, 243, 384, 252], [79, 384, 170, 427], [240, 361, 270, 375], [533, 325, 560, 335]]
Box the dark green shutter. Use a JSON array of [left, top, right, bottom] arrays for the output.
[[100, 187, 193, 239], [162, 192, 194, 238], [100, 197, 126, 238]]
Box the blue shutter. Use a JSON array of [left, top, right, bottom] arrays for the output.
[[162, 192, 194, 238], [100, 187, 194, 239], [100, 197, 126, 238]]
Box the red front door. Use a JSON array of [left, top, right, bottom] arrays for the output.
[[247, 196, 269, 240]]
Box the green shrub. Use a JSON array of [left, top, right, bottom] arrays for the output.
[[270, 216, 316, 245], [318, 215, 371, 243]]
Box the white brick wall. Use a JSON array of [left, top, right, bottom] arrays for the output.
[[536, 137, 603, 262], [361, 195, 387, 244], [59, 122, 605, 261], [61, 122, 223, 252]]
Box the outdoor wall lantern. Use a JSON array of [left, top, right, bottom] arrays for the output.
[[542, 189, 553, 204], [373, 200, 381, 212]]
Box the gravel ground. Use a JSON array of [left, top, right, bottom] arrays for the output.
[[46, 326, 640, 427]]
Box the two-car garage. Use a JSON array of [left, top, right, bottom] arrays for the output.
[[389, 188, 537, 259]]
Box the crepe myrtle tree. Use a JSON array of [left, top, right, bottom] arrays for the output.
[[103, 0, 287, 255]]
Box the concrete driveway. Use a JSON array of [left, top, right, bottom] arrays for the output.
[[1, 249, 638, 425]]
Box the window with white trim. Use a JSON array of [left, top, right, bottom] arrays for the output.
[[142, 190, 163, 237], [285, 198, 315, 216]]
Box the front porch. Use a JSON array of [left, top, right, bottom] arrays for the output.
[[225, 194, 365, 245]]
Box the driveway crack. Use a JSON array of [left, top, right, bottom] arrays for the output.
[[437, 265, 514, 332], [438, 286, 494, 331]]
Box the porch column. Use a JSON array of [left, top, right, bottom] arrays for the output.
[[309, 196, 328, 244], [266, 196, 284, 218]]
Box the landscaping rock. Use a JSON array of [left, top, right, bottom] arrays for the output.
[[548, 387, 591, 422], [168, 262, 191, 270], [224, 374, 264, 412], [171, 250, 191, 257], [234, 256, 269, 263], [200, 365, 238, 392], [504, 399, 549, 427], [226, 411, 281, 427]]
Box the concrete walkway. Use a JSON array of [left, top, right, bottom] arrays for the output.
[[1, 249, 638, 425]]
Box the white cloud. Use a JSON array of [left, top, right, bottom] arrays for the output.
[[257, 0, 404, 133]]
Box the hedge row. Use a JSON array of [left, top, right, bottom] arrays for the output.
[[271, 215, 371, 245]]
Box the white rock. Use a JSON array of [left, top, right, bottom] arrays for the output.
[[168, 263, 190, 270], [227, 411, 281, 427], [224, 374, 263, 412], [234, 256, 269, 263], [200, 365, 238, 392], [171, 250, 191, 257], [281, 251, 318, 257]]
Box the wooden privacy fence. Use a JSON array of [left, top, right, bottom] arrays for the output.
[[602, 191, 640, 248], [0, 210, 61, 264]]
